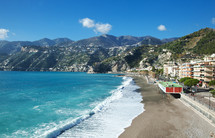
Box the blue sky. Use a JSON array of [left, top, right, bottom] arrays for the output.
[[0, 0, 214, 41]]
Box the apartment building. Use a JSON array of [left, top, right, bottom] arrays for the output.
[[179, 63, 193, 78], [163, 62, 179, 77], [179, 55, 215, 86]]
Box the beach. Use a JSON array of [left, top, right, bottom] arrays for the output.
[[119, 75, 215, 138]]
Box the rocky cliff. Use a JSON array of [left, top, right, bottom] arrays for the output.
[[1, 28, 213, 73]]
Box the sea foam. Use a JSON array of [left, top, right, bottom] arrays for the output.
[[2, 76, 143, 138], [58, 77, 144, 138]]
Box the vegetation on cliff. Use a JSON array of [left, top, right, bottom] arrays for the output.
[[0, 28, 214, 72], [158, 28, 215, 60]]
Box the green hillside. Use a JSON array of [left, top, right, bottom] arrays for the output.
[[94, 28, 215, 72], [158, 28, 215, 59], [0, 28, 214, 72]]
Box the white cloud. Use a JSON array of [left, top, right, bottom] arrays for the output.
[[157, 25, 167, 31], [79, 18, 95, 28], [79, 18, 112, 34], [212, 18, 215, 25], [0, 29, 9, 39], [94, 23, 112, 34]]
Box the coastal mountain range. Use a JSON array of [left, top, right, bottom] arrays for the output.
[[0, 35, 177, 54], [0, 28, 214, 72], [0, 38, 74, 54], [69, 34, 177, 48]]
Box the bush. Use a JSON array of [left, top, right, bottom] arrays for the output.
[[179, 77, 192, 83], [209, 80, 215, 86], [184, 79, 199, 87], [210, 90, 215, 97]]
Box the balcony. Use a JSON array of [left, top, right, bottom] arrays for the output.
[[204, 65, 215, 68], [182, 67, 193, 69], [205, 72, 214, 75], [205, 70, 215, 72], [192, 65, 215, 68], [192, 75, 200, 77], [193, 65, 201, 68], [186, 72, 193, 74], [194, 73, 201, 75], [205, 76, 215, 78], [184, 71, 192, 72], [204, 78, 214, 82], [182, 74, 192, 77]]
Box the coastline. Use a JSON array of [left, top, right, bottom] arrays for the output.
[[58, 75, 143, 138], [119, 75, 215, 138]]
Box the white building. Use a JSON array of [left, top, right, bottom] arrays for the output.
[[163, 62, 179, 77]]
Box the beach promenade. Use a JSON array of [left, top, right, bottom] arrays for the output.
[[119, 75, 215, 138]]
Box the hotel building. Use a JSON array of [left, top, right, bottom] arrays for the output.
[[179, 55, 215, 86]]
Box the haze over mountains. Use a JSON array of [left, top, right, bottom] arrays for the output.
[[0, 35, 178, 54]]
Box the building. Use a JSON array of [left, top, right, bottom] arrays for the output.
[[179, 63, 193, 78], [179, 55, 215, 87], [163, 62, 179, 77]]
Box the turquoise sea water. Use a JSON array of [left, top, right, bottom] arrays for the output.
[[0, 71, 143, 138]]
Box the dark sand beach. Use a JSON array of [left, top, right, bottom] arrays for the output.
[[119, 76, 215, 138]]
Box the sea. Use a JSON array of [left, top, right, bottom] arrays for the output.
[[0, 71, 143, 138]]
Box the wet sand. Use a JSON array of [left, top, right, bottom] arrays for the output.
[[119, 76, 215, 138]]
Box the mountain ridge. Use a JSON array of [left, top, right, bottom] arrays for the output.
[[70, 35, 178, 48], [0, 35, 178, 54], [0, 37, 74, 54], [1, 28, 214, 73], [92, 28, 215, 72]]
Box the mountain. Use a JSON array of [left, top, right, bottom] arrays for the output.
[[159, 28, 215, 58], [53, 38, 73, 44], [116, 35, 146, 45], [70, 34, 171, 48], [141, 36, 163, 45], [140, 37, 179, 45], [0, 41, 32, 54], [32, 38, 56, 46], [0, 35, 176, 55], [93, 28, 215, 72], [70, 34, 120, 48], [161, 37, 179, 43], [0, 38, 73, 54], [3, 28, 212, 73], [0, 44, 133, 71]]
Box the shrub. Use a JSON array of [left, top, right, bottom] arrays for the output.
[[209, 80, 215, 86], [179, 77, 192, 83], [184, 79, 199, 87], [210, 90, 215, 97]]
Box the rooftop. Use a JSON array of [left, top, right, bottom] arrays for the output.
[[159, 81, 183, 88]]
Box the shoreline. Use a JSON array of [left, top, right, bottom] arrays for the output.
[[58, 75, 143, 138], [119, 75, 215, 138]]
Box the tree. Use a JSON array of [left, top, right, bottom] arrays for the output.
[[155, 68, 163, 76], [209, 80, 215, 86], [151, 66, 156, 72], [184, 79, 199, 87], [179, 77, 192, 83], [210, 90, 215, 97]]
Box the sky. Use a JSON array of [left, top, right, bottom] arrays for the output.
[[0, 0, 215, 41]]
